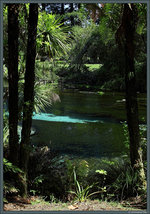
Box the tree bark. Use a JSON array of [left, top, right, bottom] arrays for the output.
[[8, 4, 19, 166], [61, 3, 64, 15], [116, 3, 146, 192], [78, 3, 81, 10], [60, 3, 65, 25], [42, 3, 46, 11], [20, 3, 38, 197], [70, 3, 74, 26]]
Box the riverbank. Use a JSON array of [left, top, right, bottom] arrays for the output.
[[4, 196, 146, 211], [4, 148, 147, 212]]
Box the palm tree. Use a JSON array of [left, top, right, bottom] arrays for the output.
[[37, 12, 70, 59]]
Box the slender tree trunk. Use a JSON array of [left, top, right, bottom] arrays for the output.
[[42, 3, 46, 11], [116, 3, 146, 192], [61, 3, 64, 15], [60, 3, 65, 25], [70, 3, 74, 26], [19, 3, 38, 197], [8, 4, 19, 166]]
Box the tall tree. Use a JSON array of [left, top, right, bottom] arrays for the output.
[[116, 3, 146, 192], [60, 3, 65, 24], [19, 3, 38, 197], [8, 4, 19, 165], [61, 3, 64, 15], [41, 3, 46, 11], [69, 3, 74, 26]]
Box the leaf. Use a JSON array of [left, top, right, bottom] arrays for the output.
[[76, 180, 81, 193], [96, 169, 107, 175], [68, 205, 78, 210]]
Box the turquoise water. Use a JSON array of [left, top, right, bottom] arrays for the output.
[[32, 112, 118, 124], [31, 91, 146, 158]]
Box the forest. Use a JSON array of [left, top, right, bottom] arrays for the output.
[[3, 3, 147, 211]]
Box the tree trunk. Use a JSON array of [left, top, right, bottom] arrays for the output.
[[70, 3, 74, 26], [20, 3, 38, 197], [8, 4, 19, 166], [61, 3, 64, 15], [116, 3, 146, 192], [60, 3, 65, 25]]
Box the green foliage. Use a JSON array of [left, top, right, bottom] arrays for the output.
[[4, 182, 19, 195], [62, 4, 89, 26], [3, 158, 22, 174], [3, 6, 8, 65], [139, 124, 147, 163], [136, 4, 147, 35], [3, 3, 147, 203], [33, 59, 61, 113], [68, 169, 101, 202], [96, 169, 107, 175], [49, 194, 58, 203], [3, 125, 9, 146], [122, 121, 130, 152], [30, 174, 44, 196], [56, 3, 146, 93], [98, 91, 104, 96], [37, 12, 70, 58], [122, 121, 147, 161], [99, 16, 114, 44], [85, 64, 102, 71], [33, 175, 44, 186], [29, 179, 46, 196], [99, 4, 121, 44], [34, 84, 55, 113], [111, 166, 140, 200], [3, 64, 8, 89], [31, 196, 49, 205], [65, 159, 89, 187], [16, 60, 60, 115], [3, 111, 9, 148], [3, 158, 23, 198], [69, 23, 99, 64], [18, 5, 29, 53]]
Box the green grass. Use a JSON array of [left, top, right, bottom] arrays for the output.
[[31, 196, 50, 205], [36, 60, 103, 71], [85, 64, 103, 71]]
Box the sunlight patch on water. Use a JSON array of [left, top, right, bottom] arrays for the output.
[[32, 112, 103, 123]]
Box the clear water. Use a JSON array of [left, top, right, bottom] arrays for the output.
[[31, 91, 146, 158], [32, 112, 117, 124]]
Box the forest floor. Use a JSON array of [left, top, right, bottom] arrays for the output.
[[4, 196, 146, 211]]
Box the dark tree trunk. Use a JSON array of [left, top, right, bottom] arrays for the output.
[[116, 3, 146, 191], [70, 3, 74, 26], [8, 4, 19, 166], [42, 3, 46, 11], [20, 3, 38, 197], [123, 4, 140, 167], [61, 3, 64, 15], [60, 3, 65, 25]]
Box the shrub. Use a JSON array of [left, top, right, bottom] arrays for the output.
[[4, 158, 23, 199], [68, 169, 102, 202]]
